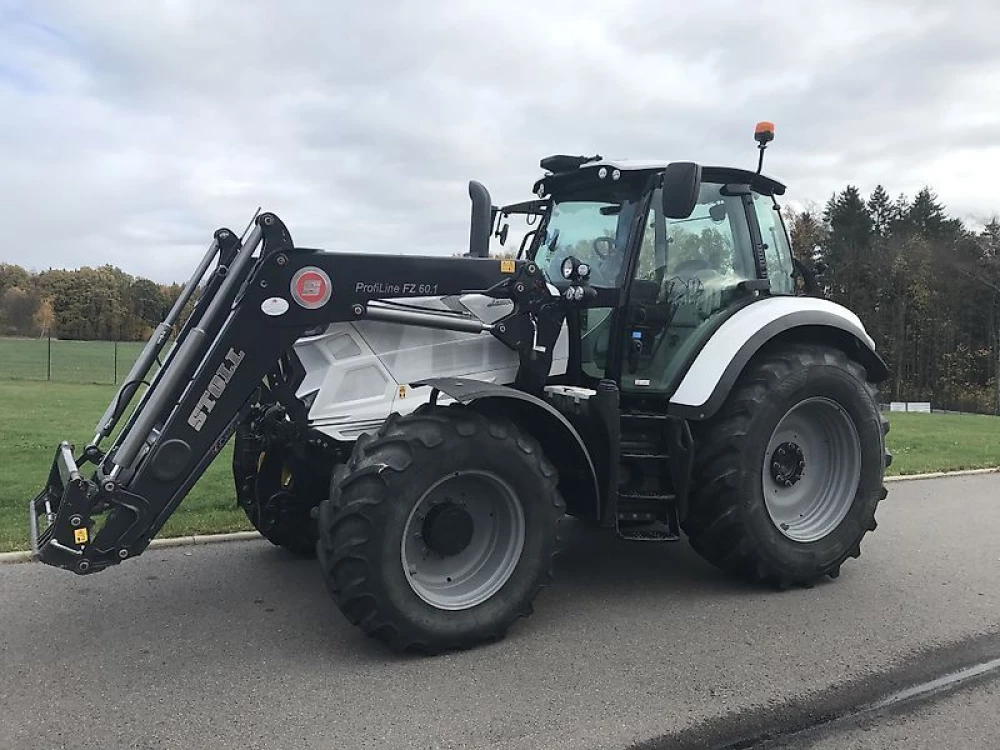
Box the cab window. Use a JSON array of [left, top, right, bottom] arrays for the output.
[[532, 198, 640, 288], [751, 191, 796, 295]]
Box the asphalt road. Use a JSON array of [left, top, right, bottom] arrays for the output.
[[1, 474, 999, 750], [781, 675, 1000, 749]]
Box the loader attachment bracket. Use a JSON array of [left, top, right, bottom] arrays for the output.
[[30, 443, 96, 571]]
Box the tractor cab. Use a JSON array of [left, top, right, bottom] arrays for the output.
[[525, 126, 798, 399]]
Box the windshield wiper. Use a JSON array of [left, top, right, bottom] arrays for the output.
[[546, 227, 560, 253]]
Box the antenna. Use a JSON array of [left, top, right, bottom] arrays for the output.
[[754, 121, 775, 174]]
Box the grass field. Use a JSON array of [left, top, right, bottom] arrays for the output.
[[2, 377, 1000, 553], [0, 381, 249, 553]]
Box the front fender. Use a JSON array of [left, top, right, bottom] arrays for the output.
[[669, 296, 888, 420], [412, 377, 601, 520]]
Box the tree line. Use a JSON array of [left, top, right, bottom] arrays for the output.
[[0, 263, 192, 342], [786, 185, 1000, 413], [3, 186, 999, 413]]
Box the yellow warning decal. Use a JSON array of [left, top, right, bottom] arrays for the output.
[[398, 385, 407, 398], [74, 528, 89, 545], [500, 259, 516, 273]]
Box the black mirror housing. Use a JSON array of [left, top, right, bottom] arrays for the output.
[[662, 162, 702, 219]]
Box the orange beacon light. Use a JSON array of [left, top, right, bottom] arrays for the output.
[[754, 121, 775, 172]]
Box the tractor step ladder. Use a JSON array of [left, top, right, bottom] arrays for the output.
[[614, 432, 681, 542], [542, 386, 685, 542]]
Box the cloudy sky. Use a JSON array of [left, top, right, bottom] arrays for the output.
[[1, 0, 998, 283]]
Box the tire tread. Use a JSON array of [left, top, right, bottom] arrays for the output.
[[682, 343, 890, 587], [317, 404, 565, 654]]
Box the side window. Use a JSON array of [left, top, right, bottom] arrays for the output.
[[752, 192, 796, 295], [635, 183, 755, 294]]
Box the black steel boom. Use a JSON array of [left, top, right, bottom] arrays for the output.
[[29, 212, 563, 574]]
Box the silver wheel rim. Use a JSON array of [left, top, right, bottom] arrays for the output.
[[401, 470, 525, 611], [762, 396, 862, 543]]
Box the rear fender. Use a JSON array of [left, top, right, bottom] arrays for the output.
[[413, 378, 601, 520], [669, 297, 888, 420]]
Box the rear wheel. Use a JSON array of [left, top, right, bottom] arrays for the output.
[[682, 343, 890, 587], [317, 404, 565, 653]]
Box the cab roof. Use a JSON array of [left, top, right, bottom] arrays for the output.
[[535, 154, 786, 197]]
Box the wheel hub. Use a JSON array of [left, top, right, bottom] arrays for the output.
[[769, 441, 805, 487], [422, 502, 474, 556]]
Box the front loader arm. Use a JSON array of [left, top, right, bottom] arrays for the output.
[[29, 212, 562, 574]]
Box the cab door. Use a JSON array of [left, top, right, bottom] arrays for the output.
[[618, 181, 760, 395]]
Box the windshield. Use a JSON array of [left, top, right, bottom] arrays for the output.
[[531, 197, 640, 287]]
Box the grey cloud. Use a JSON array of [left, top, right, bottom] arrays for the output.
[[1, 0, 998, 283]]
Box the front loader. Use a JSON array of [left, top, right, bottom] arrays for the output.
[[29, 123, 891, 653]]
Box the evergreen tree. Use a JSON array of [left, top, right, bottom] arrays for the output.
[[867, 185, 897, 238], [821, 185, 874, 319]]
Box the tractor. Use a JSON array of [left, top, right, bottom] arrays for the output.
[[29, 123, 890, 653]]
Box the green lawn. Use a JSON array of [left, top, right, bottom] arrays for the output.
[[0, 381, 249, 553], [1, 379, 999, 553], [884, 411, 1000, 475]]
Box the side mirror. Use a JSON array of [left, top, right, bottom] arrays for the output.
[[662, 162, 701, 219]]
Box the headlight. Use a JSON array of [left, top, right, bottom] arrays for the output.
[[561, 257, 576, 279]]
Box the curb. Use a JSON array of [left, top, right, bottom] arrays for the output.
[[884, 467, 1000, 482], [3, 468, 999, 565], [0, 530, 262, 565], [147, 530, 262, 548]]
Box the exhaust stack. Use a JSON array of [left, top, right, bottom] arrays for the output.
[[468, 180, 492, 258]]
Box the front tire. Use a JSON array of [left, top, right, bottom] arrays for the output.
[[232, 422, 320, 558], [317, 404, 565, 654], [682, 343, 889, 587]]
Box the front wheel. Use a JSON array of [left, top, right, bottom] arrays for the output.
[[232, 419, 326, 558], [682, 343, 889, 587], [317, 404, 565, 654]]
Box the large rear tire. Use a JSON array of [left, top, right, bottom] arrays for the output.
[[682, 343, 890, 587], [317, 404, 565, 654]]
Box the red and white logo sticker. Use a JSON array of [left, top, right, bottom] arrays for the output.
[[290, 266, 332, 309]]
